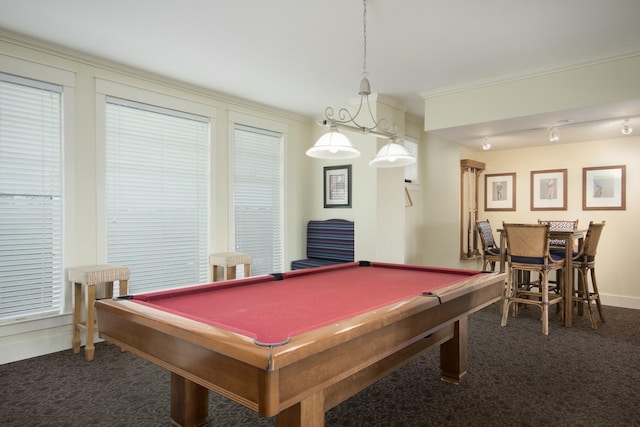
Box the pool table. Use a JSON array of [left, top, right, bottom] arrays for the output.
[[95, 261, 505, 426]]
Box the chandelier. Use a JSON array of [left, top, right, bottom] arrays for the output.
[[306, 0, 416, 168]]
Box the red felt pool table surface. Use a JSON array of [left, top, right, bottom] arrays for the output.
[[131, 261, 480, 345], [95, 261, 505, 427]]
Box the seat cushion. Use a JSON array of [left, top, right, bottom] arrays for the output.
[[485, 247, 501, 256], [511, 253, 563, 264]]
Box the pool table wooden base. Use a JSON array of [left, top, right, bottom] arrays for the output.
[[96, 264, 504, 427], [162, 321, 462, 427]]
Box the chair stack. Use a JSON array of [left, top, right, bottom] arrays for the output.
[[501, 223, 564, 335]]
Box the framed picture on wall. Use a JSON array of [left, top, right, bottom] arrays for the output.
[[530, 169, 567, 210], [324, 165, 352, 208], [582, 165, 626, 210], [485, 172, 516, 211]]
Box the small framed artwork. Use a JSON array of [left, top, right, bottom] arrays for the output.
[[324, 165, 352, 208], [530, 169, 567, 211], [485, 172, 516, 211], [583, 165, 626, 210]]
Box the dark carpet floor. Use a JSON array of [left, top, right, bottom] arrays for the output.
[[1, 303, 639, 426]]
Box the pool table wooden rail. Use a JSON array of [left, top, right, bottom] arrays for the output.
[[96, 270, 505, 425]]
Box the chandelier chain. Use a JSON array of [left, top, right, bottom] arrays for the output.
[[362, 0, 368, 78]]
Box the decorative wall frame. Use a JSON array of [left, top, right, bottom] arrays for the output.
[[530, 169, 567, 211], [324, 165, 352, 208], [485, 173, 516, 211], [582, 165, 626, 210]]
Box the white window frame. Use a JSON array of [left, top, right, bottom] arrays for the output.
[[403, 136, 419, 184], [228, 112, 286, 276], [0, 55, 75, 330], [95, 79, 217, 291]]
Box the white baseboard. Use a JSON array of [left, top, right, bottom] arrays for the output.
[[601, 293, 640, 310], [0, 321, 101, 365], [0, 331, 72, 365]]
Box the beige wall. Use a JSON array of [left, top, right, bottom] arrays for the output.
[[472, 137, 640, 308]]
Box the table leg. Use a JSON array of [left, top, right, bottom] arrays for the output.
[[170, 373, 209, 427], [275, 392, 324, 427], [440, 317, 468, 384], [563, 237, 573, 327]]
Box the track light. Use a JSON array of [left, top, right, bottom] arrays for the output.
[[477, 115, 638, 149]]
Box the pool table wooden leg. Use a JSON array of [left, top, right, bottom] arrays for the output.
[[170, 373, 209, 427], [439, 317, 468, 384], [275, 392, 324, 427]]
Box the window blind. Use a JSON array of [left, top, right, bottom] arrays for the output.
[[0, 73, 63, 321], [404, 138, 418, 183], [233, 124, 283, 276], [105, 97, 210, 293]]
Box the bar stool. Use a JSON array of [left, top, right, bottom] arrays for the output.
[[209, 252, 252, 282], [68, 264, 130, 361]]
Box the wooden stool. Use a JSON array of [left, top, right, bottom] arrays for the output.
[[68, 264, 130, 361], [209, 252, 252, 282]]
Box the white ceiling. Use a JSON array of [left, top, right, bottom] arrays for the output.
[[2, 0, 640, 150]]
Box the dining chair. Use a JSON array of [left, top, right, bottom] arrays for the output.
[[476, 219, 501, 271], [570, 221, 606, 329], [537, 219, 579, 293], [501, 223, 565, 335], [537, 219, 579, 253]]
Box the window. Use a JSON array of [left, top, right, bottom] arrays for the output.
[[404, 137, 418, 183], [0, 73, 63, 321], [105, 97, 210, 293], [233, 124, 283, 276]]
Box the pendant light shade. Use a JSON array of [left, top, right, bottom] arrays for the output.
[[306, 127, 360, 159], [369, 141, 416, 168], [307, 0, 415, 168]]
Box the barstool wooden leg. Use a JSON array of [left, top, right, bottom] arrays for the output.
[[104, 281, 114, 299], [589, 268, 604, 322], [72, 282, 82, 354], [225, 266, 237, 281], [85, 283, 96, 361]]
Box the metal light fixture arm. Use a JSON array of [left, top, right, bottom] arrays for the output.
[[321, 0, 398, 141]]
